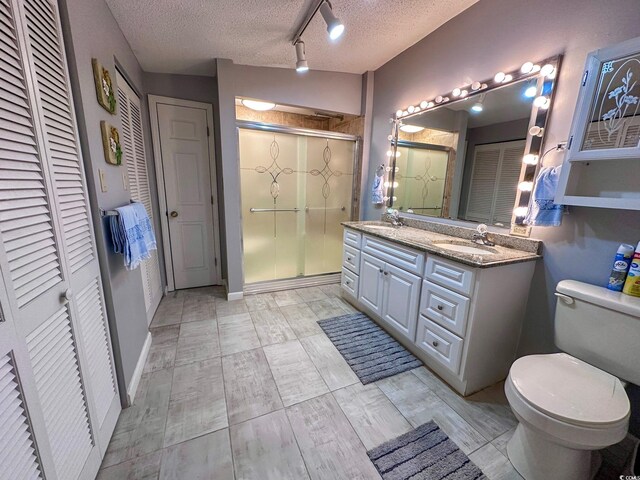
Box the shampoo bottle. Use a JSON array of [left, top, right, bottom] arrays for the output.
[[622, 241, 640, 297], [607, 243, 635, 291]]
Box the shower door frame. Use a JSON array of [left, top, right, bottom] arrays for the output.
[[236, 120, 361, 291]]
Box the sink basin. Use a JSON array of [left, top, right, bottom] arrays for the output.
[[432, 241, 497, 255]]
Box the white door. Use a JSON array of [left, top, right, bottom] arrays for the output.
[[154, 102, 218, 289], [358, 253, 385, 316], [381, 263, 421, 340], [0, 0, 120, 478], [117, 73, 163, 322]]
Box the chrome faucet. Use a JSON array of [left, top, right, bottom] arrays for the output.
[[387, 209, 404, 227], [472, 224, 495, 246]]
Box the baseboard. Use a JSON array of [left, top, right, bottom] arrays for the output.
[[227, 291, 244, 301], [126, 331, 152, 406]]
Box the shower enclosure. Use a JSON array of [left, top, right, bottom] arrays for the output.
[[238, 122, 359, 285]]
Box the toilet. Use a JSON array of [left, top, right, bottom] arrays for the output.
[[505, 279, 640, 480]]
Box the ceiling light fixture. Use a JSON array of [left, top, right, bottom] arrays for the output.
[[241, 99, 276, 111], [290, 0, 345, 72], [294, 41, 309, 72], [319, 1, 344, 40], [399, 125, 425, 133]]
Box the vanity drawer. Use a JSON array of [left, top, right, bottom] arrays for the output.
[[424, 256, 475, 296], [362, 235, 425, 275], [343, 229, 362, 249], [416, 316, 463, 375], [420, 281, 470, 337], [342, 245, 360, 274], [341, 267, 359, 299]]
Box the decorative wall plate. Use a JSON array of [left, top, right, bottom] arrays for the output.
[[92, 58, 116, 114], [100, 121, 122, 165]]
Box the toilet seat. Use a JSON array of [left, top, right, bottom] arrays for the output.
[[509, 353, 629, 428]]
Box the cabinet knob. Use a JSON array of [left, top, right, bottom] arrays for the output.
[[437, 305, 443, 311], [432, 340, 439, 347], [383, 271, 388, 276], [379, 268, 383, 273], [346, 281, 351, 285], [347, 257, 352, 261]]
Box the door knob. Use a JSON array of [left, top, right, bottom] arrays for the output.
[[62, 289, 72, 304], [170, 211, 179, 218]]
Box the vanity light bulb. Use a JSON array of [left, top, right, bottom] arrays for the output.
[[521, 62, 534, 74], [460, 90, 468, 97], [529, 125, 544, 137], [494, 72, 506, 83], [393, 182, 399, 188], [387, 135, 393, 141], [435, 95, 444, 103], [532, 64, 541, 73], [541, 64, 555, 77], [533, 96, 548, 108], [396, 109, 403, 118], [523, 154, 539, 165], [513, 206, 528, 217], [414, 106, 421, 112], [402, 110, 409, 116], [471, 81, 481, 91], [503, 74, 513, 83], [427, 102, 434, 108], [420, 100, 428, 109], [452, 88, 461, 97], [524, 86, 538, 98], [518, 181, 534, 192], [407, 105, 415, 113]]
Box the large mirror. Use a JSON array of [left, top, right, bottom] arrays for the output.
[[387, 56, 560, 230]]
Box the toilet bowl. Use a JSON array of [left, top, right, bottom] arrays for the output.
[[505, 353, 629, 480]]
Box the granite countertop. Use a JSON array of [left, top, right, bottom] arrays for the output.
[[342, 221, 542, 268]]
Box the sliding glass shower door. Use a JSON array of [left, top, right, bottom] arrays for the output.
[[238, 124, 357, 284]]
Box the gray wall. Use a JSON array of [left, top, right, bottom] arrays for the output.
[[60, 0, 151, 399], [459, 117, 529, 218], [215, 59, 364, 295]]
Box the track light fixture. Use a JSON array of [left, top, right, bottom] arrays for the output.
[[291, 0, 345, 72], [295, 41, 309, 72]]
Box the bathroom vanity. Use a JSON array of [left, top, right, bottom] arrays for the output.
[[341, 220, 541, 395]]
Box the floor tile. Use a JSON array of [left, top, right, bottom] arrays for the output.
[[295, 286, 329, 302], [151, 296, 184, 327], [222, 348, 283, 425], [230, 410, 309, 480], [412, 367, 517, 440], [468, 443, 523, 480], [104, 368, 173, 466], [333, 382, 413, 450], [318, 284, 342, 298], [181, 294, 216, 323], [377, 371, 486, 454], [216, 298, 249, 317], [98, 451, 162, 480], [164, 357, 228, 447], [159, 429, 234, 480], [279, 303, 323, 338], [332, 296, 358, 313], [286, 393, 381, 480], [245, 292, 278, 311], [307, 298, 348, 320], [175, 318, 220, 366], [492, 427, 516, 457], [149, 325, 180, 346], [250, 309, 297, 346], [263, 340, 329, 406], [218, 313, 261, 355], [273, 290, 305, 307], [299, 334, 358, 390], [143, 344, 177, 374]]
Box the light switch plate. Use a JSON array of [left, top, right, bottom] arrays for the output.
[[98, 168, 107, 192]]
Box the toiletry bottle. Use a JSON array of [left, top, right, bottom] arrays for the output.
[[607, 243, 635, 291], [622, 241, 640, 297]]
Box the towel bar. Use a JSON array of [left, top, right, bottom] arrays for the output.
[[100, 200, 135, 217]]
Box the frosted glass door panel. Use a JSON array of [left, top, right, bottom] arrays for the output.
[[395, 147, 448, 217], [239, 128, 355, 284], [304, 138, 354, 276]]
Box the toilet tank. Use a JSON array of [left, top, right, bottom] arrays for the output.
[[555, 280, 640, 384]]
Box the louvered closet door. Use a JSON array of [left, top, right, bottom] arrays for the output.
[[0, 0, 120, 478], [117, 73, 163, 322], [465, 144, 500, 223], [493, 140, 525, 225]]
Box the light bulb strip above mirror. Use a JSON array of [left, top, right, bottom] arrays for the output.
[[386, 54, 562, 236]]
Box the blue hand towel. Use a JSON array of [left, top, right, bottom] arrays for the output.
[[110, 202, 157, 270], [524, 165, 564, 227], [372, 174, 384, 204]]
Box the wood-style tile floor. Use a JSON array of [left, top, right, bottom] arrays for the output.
[[99, 284, 632, 480]]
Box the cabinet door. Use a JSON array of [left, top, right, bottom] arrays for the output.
[[358, 253, 385, 316], [381, 263, 420, 341]]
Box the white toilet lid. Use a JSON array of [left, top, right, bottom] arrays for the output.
[[509, 353, 629, 427]]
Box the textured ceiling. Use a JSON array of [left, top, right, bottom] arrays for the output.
[[105, 0, 479, 75]]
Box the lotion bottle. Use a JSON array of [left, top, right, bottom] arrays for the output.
[[607, 243, 635, 291]]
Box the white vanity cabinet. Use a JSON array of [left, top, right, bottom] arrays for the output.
[[341, 227, 536, 396]]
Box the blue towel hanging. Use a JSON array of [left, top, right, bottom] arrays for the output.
[[524, 165, 564, 227], [109, 202, 157, 270]]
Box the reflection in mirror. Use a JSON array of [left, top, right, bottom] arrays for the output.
[[388, 56, 560, 230]]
